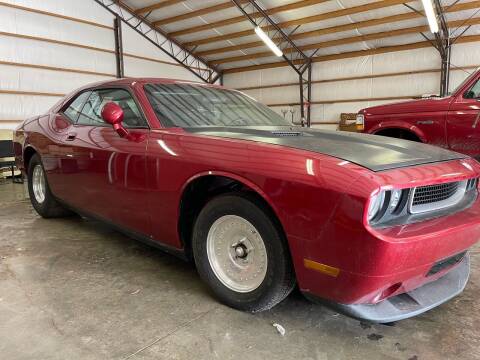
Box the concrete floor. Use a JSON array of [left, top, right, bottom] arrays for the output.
[[1, 182, 479, 360]]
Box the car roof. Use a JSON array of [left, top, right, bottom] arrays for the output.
[[58, 77, 226, 111], [90, 77, 222, 88]]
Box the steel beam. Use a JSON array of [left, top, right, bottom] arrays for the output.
[[439, 38, 451, 96], [408, 1, 451, 96], [231, 0, 312, 126], [113, 16, 124, 78], [433, 0, 451, 96], [93, 0, 221, 83]]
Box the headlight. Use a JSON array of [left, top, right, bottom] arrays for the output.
[[367, 188, 409, 224], [389, 189, 402, 211], [356, 114, 364, 131], [368, 190, 385, 221]]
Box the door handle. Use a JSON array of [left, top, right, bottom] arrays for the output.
[[65, 132, 77, 141]]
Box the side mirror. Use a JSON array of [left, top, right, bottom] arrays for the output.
[[101, 102, 129, 138]]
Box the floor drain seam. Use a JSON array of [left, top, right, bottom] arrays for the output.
[[122, 306, 217, 359]]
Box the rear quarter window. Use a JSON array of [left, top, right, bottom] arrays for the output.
[[63, 91, 91, 122]]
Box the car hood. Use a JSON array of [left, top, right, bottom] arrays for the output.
[[186, 126, 465, 172], [362, 97, 452, 116]]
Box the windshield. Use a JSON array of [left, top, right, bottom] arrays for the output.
[[449, 68, 479, 95], [144, 83, 290, 128]]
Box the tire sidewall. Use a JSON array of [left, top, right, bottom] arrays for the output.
[[28, 154, 54, 216], [193, 194, 293, 311]]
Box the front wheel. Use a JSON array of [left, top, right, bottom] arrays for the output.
[[28, 154, 72, 218], [192, 193, 295, 312]]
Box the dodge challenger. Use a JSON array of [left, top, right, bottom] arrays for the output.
[[13, 78, 480, 323]]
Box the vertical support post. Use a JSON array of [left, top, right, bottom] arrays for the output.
[[114, 16, 124, 78], [299, 73, 305, 127], [433, 0, 450, 97], [306, 62, 312, 128], [299, 62, 312, 127], [440, 38, 451, 97]]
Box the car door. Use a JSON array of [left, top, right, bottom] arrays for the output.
[[64, 87, 151, 235], [447, 77, 480, 158], [46, 90, 92, 207]]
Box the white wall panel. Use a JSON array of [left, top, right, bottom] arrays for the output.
[[122, 25, 199, 82], [370, 73, 440, 98], [122, 25, 185, 67], [241, 85, 300, 106], [372, 47, 439, 74], [0, 64, 109, 94], [224, 67, 299, 89], [0, 36, 117, 75], [1, 0, 113, 26], [123, 57, 200, 80], [0, 95, 60, 124], [314, 78, 372, 102], [0, 0, 207, 130], [450, 42, 480, 69], [310, 105, 324, 122], [313, 56, 372, 81], [241, 89, 262, 102], [0, 4, 115, 50]]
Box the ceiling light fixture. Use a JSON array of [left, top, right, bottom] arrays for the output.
[[254, 26, 283, 57], [421, 0, 439, 33]]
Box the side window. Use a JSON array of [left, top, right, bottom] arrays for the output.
[[465, 79, 480, 99], [77, 91, 104, 126], [63, 91, 91, 122], [76, 88, 146, 127]]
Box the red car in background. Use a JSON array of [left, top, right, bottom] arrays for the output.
[[357, 68, 480, 159], [13, 78, 480, 323]]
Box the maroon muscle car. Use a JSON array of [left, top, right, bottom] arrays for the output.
[[13, 78, 480, 323], [357, 68, 480, 159]]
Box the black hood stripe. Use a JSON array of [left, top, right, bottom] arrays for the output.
[[184, 126, 465, 172]]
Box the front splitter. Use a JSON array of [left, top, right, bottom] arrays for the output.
[[304, 254, 470, 323]]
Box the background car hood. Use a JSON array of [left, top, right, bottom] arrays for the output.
[[361, 97, 452, 116], [186, 126, 465, 172]]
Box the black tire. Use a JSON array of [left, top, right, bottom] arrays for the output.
[[192, 193, 296, 312], [28, 153, 72, 218]]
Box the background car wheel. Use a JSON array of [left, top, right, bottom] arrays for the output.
[[28, 154, 72, 218], [192, 193, 296, 312]]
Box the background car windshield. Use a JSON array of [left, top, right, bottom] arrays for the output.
[[144, 83, 291, 127], [449, 68, 480, 95]]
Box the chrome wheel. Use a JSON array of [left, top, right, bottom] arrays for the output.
[[32, 164, 46, 204], [206, 215, 268, 293]]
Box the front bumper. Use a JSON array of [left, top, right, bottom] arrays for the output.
[[308, 254, 470, 323]]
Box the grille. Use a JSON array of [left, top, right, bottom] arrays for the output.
[[412, 182, 459, 206], [409, 180, 468, 214]]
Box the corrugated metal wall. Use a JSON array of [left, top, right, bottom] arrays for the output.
[[0, 0, 200, 131], [1, 1, 479, 132], [225, 42, 480, 129]]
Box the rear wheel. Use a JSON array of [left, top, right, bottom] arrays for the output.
[[192, 193, 295, 312], [28, 154, 72, 218]]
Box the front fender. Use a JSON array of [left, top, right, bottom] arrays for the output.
[[368, 121, 427, 142], [180, 170, 282, 221]]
